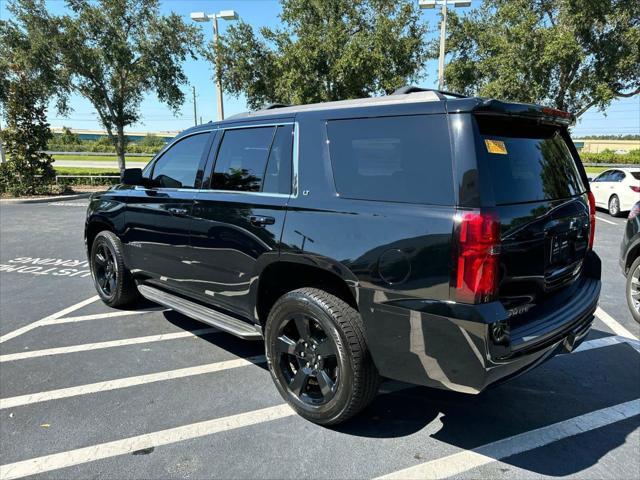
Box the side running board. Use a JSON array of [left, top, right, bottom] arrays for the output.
[[137, 285, 262, 340]]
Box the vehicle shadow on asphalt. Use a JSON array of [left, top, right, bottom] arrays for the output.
[[333, 329, 639, 476], [162, 310, 266, 359], [159, 310, 639, 477]]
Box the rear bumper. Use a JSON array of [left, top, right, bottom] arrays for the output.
[[360, 251, 601, 394]]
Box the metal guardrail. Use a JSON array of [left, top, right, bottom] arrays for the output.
[[45, 151, 154, 157]]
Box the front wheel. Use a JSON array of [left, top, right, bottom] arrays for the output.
[[608, 195, 621, 217], [265, 288, 379, 425], [90, 231, 139, 307], [626, 256, 640, 323]]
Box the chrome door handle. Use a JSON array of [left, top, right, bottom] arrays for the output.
[[250, 215, 275, 227], [168, 207, 188, 216]]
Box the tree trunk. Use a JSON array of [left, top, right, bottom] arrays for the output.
[[0, 120, 6, 164], [116, 125, 126, 179]]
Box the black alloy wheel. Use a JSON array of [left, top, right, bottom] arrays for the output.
[[93, 242, 118, 298], [265, 288, 379, 425], [90, 230, 139, 307], [274, 313, 339, 406]]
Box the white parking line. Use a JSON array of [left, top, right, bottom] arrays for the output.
[[376, 399, 640, 479], [0, 328, 218, 362], [41, 310, 152, 326], [1, 333, 634, 411], [595, 307, 638, 340], [595, 215, 618, 225], [0, 355, 266, 410], [0, 296, 99, 344], [575, 335, 640, 354], [0, 404, 295, 480]]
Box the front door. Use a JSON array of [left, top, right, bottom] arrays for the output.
[[122, 130, 214, 294], [187, 122, 294, 319]]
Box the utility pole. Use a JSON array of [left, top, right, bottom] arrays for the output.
[[192, 86, 198, 126]]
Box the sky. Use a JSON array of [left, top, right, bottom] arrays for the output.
[[0, 0, 638, 137]]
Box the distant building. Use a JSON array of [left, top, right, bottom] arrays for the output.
[[50, 127, 179, 142]]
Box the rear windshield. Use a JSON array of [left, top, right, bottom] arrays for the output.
[[632, 172, 640, 180], [475, 116, 586, 205]]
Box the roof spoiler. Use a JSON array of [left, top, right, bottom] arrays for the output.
[[391, 85, 468, 100], [472, 99, 575, 126]]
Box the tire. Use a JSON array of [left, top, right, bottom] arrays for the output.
[[264, 288, 379, 425], [90, 230, 139, 308], [608, 195, 621, 217], [626, 256, 640, 323]]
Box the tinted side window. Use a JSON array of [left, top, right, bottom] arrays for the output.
[[262, 125, 293, 194], [212, 127, 275, 192], [327, 115, 453, 205], [611, 171, 625, 182], [151, 133, 210, 188], [596, 171, 612, 182]]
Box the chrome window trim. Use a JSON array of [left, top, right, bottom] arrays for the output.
[[146, 128, 216, 180], [146, 122, 298, 200], [197, 121, 298, 199]]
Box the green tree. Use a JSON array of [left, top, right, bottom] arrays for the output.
[[443, 0, 640, 117], [59, 127, 81, 145], [212, 0, 430, 109], [136, 134, 167, 149], [12, 0, 203, 175], [0, 0, 65, 195], [0, 76, 56, 196]]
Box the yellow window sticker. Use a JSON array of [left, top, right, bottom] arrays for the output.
[[485, 139, 508, 155]]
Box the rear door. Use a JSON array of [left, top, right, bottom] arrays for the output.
[[590, 170, 611, 206], [473, 115, 590, 309], [123, 130, 214, 293], [187, 122, 294, 318]]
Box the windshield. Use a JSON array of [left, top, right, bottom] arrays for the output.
[[475, 116, 586, 205]]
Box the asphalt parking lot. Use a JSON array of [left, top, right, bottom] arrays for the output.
[[0, 198, 639, 480]]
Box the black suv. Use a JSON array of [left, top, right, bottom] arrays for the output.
[[85, 87, 601, 425]]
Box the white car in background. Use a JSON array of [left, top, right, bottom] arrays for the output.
[[589, 168, 640, 217]]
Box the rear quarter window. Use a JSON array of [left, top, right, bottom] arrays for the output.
[[475, 116, 586, 205], [326, 115, 454, 205]]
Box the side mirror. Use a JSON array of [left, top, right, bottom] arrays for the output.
[[122, 168, 143, 186]]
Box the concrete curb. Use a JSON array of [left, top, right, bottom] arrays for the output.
[[0, 193, 92, 204]]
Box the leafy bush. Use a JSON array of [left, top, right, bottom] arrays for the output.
[[47, 138, 163, 154], [0, 81, 59, 196], [580, 149, 640, 165]]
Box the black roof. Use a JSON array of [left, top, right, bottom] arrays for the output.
[[175, 87, 574, 138]]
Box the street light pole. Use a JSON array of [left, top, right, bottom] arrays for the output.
[[190, 10, 239, 121], [419, 0, 471, 91], [212, 14, 224, 121], [438, 1, 447, 91]]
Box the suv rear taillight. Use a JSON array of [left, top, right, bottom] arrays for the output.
[[587, 191, 596, 250], [630, 185, 640, 193], [452, 211, 500, 304]]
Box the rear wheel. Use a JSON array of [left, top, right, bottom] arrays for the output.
[[265, 288, 379, 425], [626, 256, 640, 323], [608, 195, 621, 217], [90, 231, 139, 307]]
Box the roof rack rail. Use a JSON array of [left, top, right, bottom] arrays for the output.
[[391, 85, 468, 100]]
